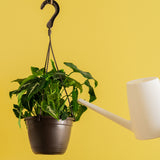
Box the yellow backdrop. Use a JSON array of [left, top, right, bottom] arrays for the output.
[[1, 0, 160, 159]]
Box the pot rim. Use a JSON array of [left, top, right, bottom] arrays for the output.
[[24, 115, 74, 122]]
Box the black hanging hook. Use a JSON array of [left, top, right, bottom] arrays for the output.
[[41, 0, 60, 29]]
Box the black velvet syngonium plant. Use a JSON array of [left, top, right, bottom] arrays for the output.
[[9, 61, 98, 127]]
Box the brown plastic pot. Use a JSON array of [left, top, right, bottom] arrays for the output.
[[24, 116, 73, 155]]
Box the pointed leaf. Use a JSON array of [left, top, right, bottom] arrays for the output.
[[9, 90, 19, 98], [12, 79, 25, 85], [59, 98, 68, 112], [64, 62, 92, 79], [27, 78, 47, 100], [36, 68, 45, 76], [72, 88, 79, 112], [18, 105, 23, 128], [51, 60, 57, 72], [13, 104, 19, 109], [31, 67, 39, 75], [41, 101, 59, 120], [61, 112, 68, 120], [64, 62, 98, 87], [17, 90, 26, 105], [20, 75, 37, 86], [95, 80, 98, 87], [27, 82, 39, 99], [74, 104, 87, 121], [21, 94, 33, 111], [63, 77, 83, 93], [13, 109, 20, 118], [23, 111, 31, 118], [13, 108, 24, 119], [84, 80, 96, 102]]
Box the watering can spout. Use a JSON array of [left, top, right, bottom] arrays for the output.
[[78, 99, 132, 131], [78, 78, 160, 140]]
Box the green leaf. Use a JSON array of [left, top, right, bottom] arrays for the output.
[[23, 111, 31, 118], [12, 79, 25, 85], [61, 112, 68, 120], [9, 90, 19, 98], [41, 101, 59, 120], [13, 109, 20, 118], [13, 104, 19, 109], [27, 82, 39, 99], [51, 60, 57, 72], [21, 94, 34, 111], [48, 98, 56, 112], [44, 71, 66, 82], [72, 88, 79, 112], [18, 78, 39, 96], [74, 105, 87, 121], [94, 80, 98, 87], [18, 116, 21, 128], [53, 72, 66, 80], [16, 104, 24, 128], [31, 67, 39, 75], [64, 62, 98, 87], [33, 92, 42, 105], [20, 75, 37, 86], [59, 69, 64, 73], [31, 66, 45, 76], [64, 62, 91, 78], [28, 98, 35, 111], [18, 107, 23, 128], [27, 78, 47, 100], [64, 62, 92, 78], [10, 62, 98, 125], [10, 81, 34, 98], [84, 79, 96, 102], [63, 77, 83, 93], [13, 104, 24, 128], [46, 81, 61, 108], [17, 90, 26, 105], [59, 98, 68, 112], [21, 94, 28, 108], [36, 68, 45, 76]]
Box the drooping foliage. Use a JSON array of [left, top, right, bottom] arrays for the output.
[[10, 61, 98, 127]]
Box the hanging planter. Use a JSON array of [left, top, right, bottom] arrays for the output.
[[9, 60, 98, 154], [9, 0, 98, 155], [25, 116, 73, 154]]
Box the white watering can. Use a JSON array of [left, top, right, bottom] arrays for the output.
[[78, 77, 160, 140]]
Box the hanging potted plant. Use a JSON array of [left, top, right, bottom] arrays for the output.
[[9, 60, 98, 154], [9, 0, 98, 155]]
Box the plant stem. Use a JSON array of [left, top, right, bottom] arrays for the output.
[[68, 71, 74, 77]]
